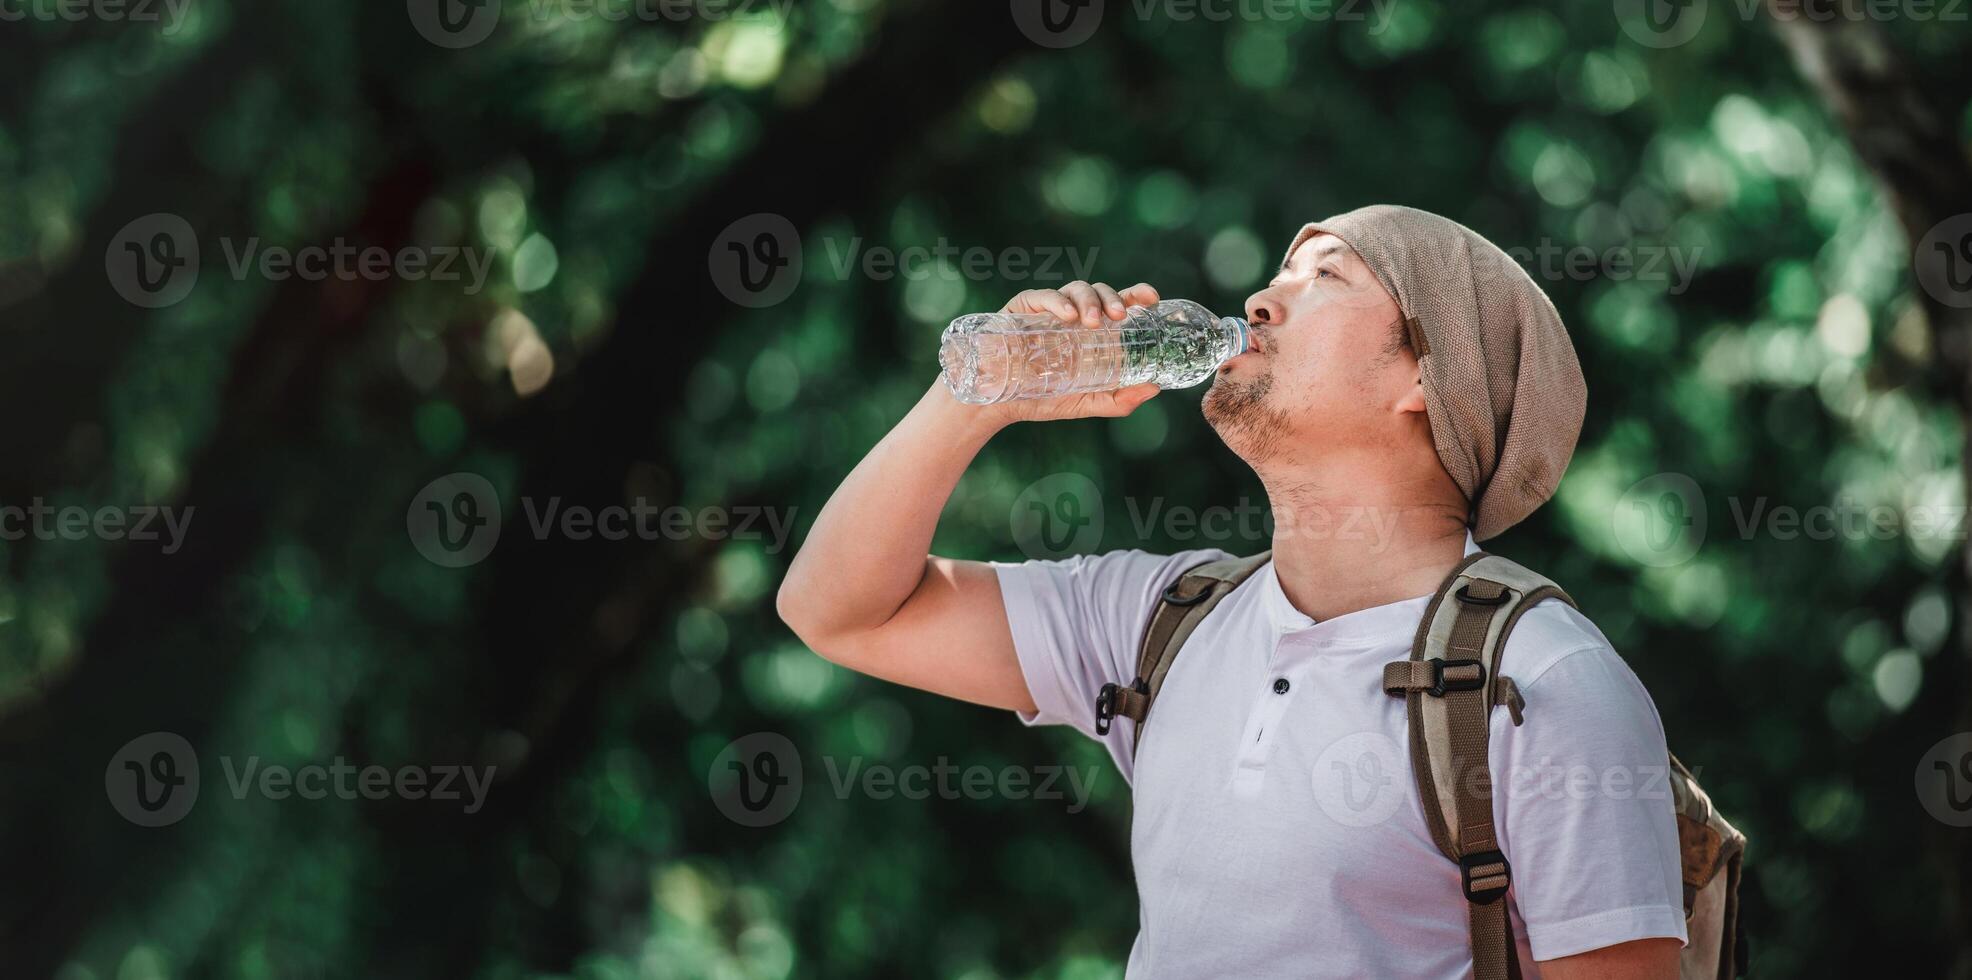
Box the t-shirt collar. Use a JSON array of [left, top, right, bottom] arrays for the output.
[[1258, 531, 1481, 646]]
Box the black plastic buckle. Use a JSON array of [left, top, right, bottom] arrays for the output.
[[1454, 582, 1510, 607], [1161, 581, 1213, 607], [1094, 683, 1120, 735], [1094, 677, 1149, 735], [1460, 849, 1511, 904], [1426, 657, 1486, 697]]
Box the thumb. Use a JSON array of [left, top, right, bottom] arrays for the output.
[[1098, 383, 1161, 417]]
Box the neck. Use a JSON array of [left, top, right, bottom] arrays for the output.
[[1258, 457, 1470, 623]]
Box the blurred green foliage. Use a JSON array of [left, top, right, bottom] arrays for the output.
[[1, 0, 1967, 977]]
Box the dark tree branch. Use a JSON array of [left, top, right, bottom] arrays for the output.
[[0, 0, 269, 508], [0, 156, 440, 972], [356, 2, 1036, 973], [0, 0, 1033, 974], [1764, 4, 1972, 975]]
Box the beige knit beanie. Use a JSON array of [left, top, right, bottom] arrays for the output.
[[1284, 205, 1587, 540]]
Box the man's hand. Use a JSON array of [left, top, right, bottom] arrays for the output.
[[978, 280, 1166, 425]]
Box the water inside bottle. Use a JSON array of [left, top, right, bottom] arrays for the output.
[[940, 302, 1246, 404]]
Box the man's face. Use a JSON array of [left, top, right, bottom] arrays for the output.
[[1202, 232, 1422, 467]]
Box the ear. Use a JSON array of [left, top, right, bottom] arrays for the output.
[[1395, 374, 1428, 416]]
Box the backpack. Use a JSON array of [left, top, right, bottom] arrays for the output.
[[1093, 551, 1748, 980]]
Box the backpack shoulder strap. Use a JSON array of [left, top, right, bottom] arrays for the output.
[[1380, 553, 1574, 980], [1094, 551, 1272, 747]]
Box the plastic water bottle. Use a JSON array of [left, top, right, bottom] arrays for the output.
[[939, 299, 1249, 405]]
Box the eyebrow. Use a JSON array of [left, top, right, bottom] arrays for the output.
[[1279, 236, 1349, 273]]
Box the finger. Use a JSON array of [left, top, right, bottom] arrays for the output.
[[1011, 288, 1078, 323], [1094, 383, 1161, 417], [1060, 281, 1105, 324], [1118, 282, 1161, 307], [1090, 282, 1127, 320]]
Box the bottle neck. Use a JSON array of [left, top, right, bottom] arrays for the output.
[[1220, 316, 1250, 357]]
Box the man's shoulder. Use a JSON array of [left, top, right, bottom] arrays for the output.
[[1002, 546, 1238, 580], [1499, 595, 1626, 691], [1495, 597, 1671, 764], [1101, 546, 1242, 568], [992, 547, 1240, 616]]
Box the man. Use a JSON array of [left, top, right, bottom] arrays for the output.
[[777, 205, 1687, 979]]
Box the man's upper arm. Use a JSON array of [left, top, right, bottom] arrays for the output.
[[1495, 606, 1689, 962], [1537, 937, 1681, 980], [828, 557, 1037, 712], [821, 548, 1228, 763]]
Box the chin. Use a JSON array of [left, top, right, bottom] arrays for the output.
[[1202, 372, 1290, 462], [1203, 364, 1268, 416]]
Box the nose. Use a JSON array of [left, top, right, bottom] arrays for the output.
[[1245, 289, 1286, 328]]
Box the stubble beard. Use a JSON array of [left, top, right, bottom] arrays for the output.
[[1203, 368, 1292, 466]]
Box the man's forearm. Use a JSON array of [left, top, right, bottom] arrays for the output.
[[777, 381, 1005, 643]]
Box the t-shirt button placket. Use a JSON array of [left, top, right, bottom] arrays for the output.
[[1233, 670, 1296, 797]]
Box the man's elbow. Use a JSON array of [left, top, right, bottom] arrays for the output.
[[775, 577, 862, 667], [773, 577, 825, 647]]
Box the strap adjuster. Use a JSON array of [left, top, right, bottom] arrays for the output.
[[1161, 580, 1213, 607], [1427, 657, 1486, 697], [1454, 582, 1510, 606], [1459, 849, 1511, 904], [1094, 677, 1149, 735]]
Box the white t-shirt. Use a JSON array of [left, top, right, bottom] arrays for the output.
[[995, 542, 1687, 979]]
